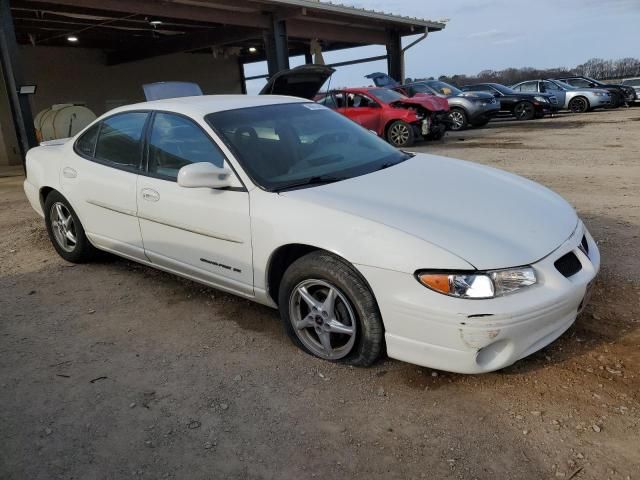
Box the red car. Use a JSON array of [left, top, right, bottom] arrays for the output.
[[315, 87, 450, 148], [259, 64, 450, 148]]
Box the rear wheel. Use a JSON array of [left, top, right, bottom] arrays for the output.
[[44, 191, 97, 263], [279, 251, 384, 366], [386, 120, 414, 148], [448, 108, 468, 131], [513, 101, 535, 120], [568, 96, 589, 113]]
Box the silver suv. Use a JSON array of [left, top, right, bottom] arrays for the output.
[[511, 79, 611, 113], [399, 80, 501, 130]]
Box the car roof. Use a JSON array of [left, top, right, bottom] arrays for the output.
[[107, 94, 308, 118]]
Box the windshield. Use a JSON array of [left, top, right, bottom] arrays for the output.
[[549, 79, 574, 90], [408, 83, 437, 95], [206, 103, 410, 192], [367, 88, 406, 103], [583, 76, 603, 85], [424, 81, 462, 96], [491, 84, 517, 95]]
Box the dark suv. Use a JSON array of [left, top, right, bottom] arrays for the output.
[[556, 76, 637, 107], [461, 83, 555, 120]]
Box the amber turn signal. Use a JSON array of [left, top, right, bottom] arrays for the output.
[[417, 273, 451, 294]]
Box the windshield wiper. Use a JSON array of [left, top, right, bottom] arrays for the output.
[[273, 175, 345, 192], [378, 152, 415, 171]]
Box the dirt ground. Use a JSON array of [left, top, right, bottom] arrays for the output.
[[1, 108, 639, 480]]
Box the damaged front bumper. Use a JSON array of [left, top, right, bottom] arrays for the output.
[[355, 223, 600, 374], [416, 111, 450, 139]]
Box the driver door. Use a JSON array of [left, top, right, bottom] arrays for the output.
[[342, 93, 381, 132], [137, 112, 253, 296]]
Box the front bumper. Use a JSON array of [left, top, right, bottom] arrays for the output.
[[468, 104, 501, 122], [589, 95, 612, 109], [357, 223, 600, 374]]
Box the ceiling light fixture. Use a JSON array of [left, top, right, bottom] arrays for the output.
[[249, 47, 257, 53], [67, 35, 78, 42], [149, 19, 163, 26]]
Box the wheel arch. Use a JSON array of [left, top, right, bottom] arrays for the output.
[[265, 243, 379, 309], [39, 186, 57, 211], [570, 95, 590, 109]]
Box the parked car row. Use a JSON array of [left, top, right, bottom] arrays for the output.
[[260, 65, 638, 149]]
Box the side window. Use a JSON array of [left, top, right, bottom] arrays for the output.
[[511, 84, 522, 92], [75, 123, 100, 157], [333, 92, 346, 108], [520, 82, 538, 92], [147, 113, 225, 180], [94, 112, 148, 169], [350, 94, 376, 108], [542, 81, 557, 91], [317, 94, 337, 109]]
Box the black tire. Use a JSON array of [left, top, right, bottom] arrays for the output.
[[513, 101, 535, 120], [44, 190, 97, 263], [385, 120, 414, 148], [278, 251, 384, 366], [568, 96, 590, 113], [448, 108, 468, 131], [471, 118, 490, 128]]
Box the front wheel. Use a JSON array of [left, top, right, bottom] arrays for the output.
[[278, 251, 384, 366], [568, 96, 589, 113], [386, 120, 415, 148], [44, 191, 97, 263], [448, 108, 468, 131], [513, 101, 535, 120]]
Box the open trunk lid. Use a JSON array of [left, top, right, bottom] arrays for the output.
[[259, 65, 335, 99]]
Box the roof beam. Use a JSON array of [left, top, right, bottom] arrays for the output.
[[286, 19, 387, 44], [26, 0, 271, 29], [106, 26, 261, 65]]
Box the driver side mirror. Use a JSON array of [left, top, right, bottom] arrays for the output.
[[177, 162, 233, 189]]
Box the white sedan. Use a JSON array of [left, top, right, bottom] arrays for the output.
[[23, 94, 599, 374]]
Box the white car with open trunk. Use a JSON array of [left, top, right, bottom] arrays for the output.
[[23, 91, 599, 374]]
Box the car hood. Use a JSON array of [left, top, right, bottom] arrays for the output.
[[259, 64, 336, 99], [392, 95, 450, 112], [284, 154, 578, 270]]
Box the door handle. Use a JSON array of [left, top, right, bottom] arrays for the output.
[[62, 167, 77, 178], [141, 188, 160, 202]]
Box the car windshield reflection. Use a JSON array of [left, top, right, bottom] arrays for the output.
[[206, 103, 411, 192]]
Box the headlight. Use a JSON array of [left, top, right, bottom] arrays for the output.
[[593, 92, 607, 97], [534, 96, 549, 103], [416, 267, 537, 299]]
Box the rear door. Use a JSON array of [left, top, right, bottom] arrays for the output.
[[63, 112, 148, 260], [136, 112, 253, 296]]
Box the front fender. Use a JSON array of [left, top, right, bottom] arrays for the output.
[[249, 189, 473, 292]]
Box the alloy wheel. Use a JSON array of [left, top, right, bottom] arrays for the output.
[[570, 97, 587, 113], [449, 111, 465, 130], [389, 123, 410, 146], [50, 202, 77, 252], [514, 103, 533, 120], [288, 279, 357, 360]]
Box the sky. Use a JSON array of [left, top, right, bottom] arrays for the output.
[[245, 0, 640, 93]]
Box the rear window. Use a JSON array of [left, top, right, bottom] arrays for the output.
[[94, 112, 148, 169], [75, 124, 99, 157]]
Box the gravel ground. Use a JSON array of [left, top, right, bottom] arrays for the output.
[[1, 108, 639, 480]]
